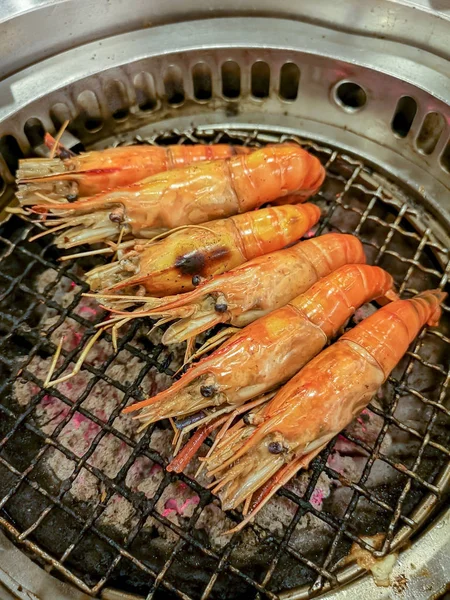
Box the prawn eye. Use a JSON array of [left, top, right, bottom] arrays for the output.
[[192, 275, 202, 286], [214, 302, 228, 313], [60, 149, 73, 160], [66, 193, 78, 201], [268, 441, 284, 454], [200, 385, 216, 398], [109, 207, 125, 223]]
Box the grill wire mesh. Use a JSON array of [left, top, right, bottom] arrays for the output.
[[0, 128, 449, 600]]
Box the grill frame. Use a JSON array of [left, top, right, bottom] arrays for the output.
[[0, 128, 448, 600]]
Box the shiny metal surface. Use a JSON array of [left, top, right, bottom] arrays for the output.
[[283, 505, 450, 600], [0, 530, 90, 600]]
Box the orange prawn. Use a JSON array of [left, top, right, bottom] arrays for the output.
[[84, 203, 320, 296], [103, 233, 366, 345], [16, 137, 251, 204], [27, 145, 325, 248], [125, 265, 396, 460], [204, 289, 445, 532], [123, 265, 396, 459]]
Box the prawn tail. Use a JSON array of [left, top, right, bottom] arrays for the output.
[[342, 288, 447, 379], [377, 288, 400, 306], [416, 289, 447, 326]]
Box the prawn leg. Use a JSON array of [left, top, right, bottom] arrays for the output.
[[225, 441, 328, 534]]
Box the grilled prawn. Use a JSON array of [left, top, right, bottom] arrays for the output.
[[205, 289, 445, 532], [16, 138, 251, 204], [28, 145, 325, 248], [85, 204, 320, 296], [105, 233, 366, 344], [124, 264, 396, 443]]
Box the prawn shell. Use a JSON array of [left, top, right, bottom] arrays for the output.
[[341, 289, 446, 378], [153, 232, 367, 344]]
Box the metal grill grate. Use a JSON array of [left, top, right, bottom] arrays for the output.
[[0, 128, 448, 600]]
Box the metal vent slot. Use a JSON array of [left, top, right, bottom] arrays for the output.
[[279, 62, 300, 100], [192, 62, 213, 101], [333, 81, 367, 112], [391, 96, 418, 138], [105, 80, 130, 121], [251, 61, 270, 98], [0, 135, 23, 177], [163, 66, 185, 105], [221, 60, 241, 99], [133, 72, 157, 112], [24, 118, 46, 149], [416, 112, 446, 155], [76, 90, 103, 133]]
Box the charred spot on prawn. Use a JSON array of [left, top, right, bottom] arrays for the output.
[[200, 385, 216, 398], [175, 246, 231, 277], [175, 251, 206, 275]]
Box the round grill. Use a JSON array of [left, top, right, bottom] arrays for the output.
[[0, 9, 449, 600]]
